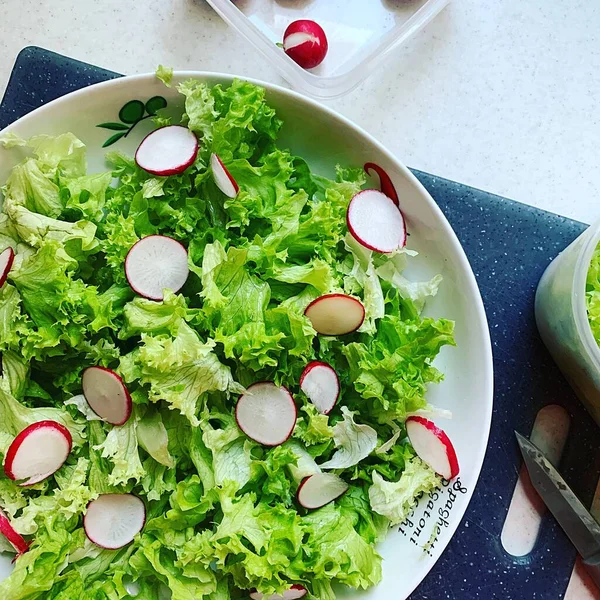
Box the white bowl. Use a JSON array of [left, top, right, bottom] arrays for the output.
[[0, 72, 493, 599]]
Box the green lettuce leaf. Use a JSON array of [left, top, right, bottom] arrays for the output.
[[136, 407, 175, 468], [179, 78, 281, 161], [368, 457, 440, 525], [200, 414, 252, 489], [120, 322, 242, 425], [376, 250, 443, 314], [92, 418, 145, 487], [0, 354, 85, 450], [342, 314, 455, 423], [319, 407, 377, 470], [0, 515, 77, 599], [343, 233, 385, 334], [120, 290, 191, 340], [587, 242, 600, 344], [64, 172, 112, 222]]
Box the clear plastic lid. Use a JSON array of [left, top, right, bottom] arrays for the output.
[[206, 0, 450, 98]]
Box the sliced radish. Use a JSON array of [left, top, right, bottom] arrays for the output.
[[211, 153, 239, 198], [0, 247, 15, 289], [235, 382, 297, 447], [0, 509, 29, 556], [364, 163, 399, 206], [135, 125, 198, 176], [406, 416, 459, 480], [249, 586, 308, 600], [296, 473, 348, 510], [347, 189, 406, 253], [82, 366, 132, 426], [84, 494, 146, 549], [283, 20, 328, 69], [299, 361, 339, 415], [304, 293, 365, 336], [125, 235, 189, 301], [4, 421, 72, 486]]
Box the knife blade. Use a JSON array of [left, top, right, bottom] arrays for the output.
[[516, 431, 600, 587]]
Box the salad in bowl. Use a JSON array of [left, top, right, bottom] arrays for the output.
[[0, 71, 463, 599]]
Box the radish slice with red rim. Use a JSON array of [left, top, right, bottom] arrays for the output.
[[135, 125, 198, 176], [0, 509, 29, 556], [125, 235, 189, 301], [304, 293, 365, 336], [364, 162, 399, 206], [406, 416, 459, 480], [347, 190, 406, 253], [283, 20, 328, 69], [249, 586, 308, 600], [235, 382, 297, 447], [4, 421, 72, 486], [84, 494, 146, 549], [0, 247, 15, 288], [82, 366, 132, 426], [296, 473, 348, 510], [299, 361, 339, 415], [211, 153, 239, 198]]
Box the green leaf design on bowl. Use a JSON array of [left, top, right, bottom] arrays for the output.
[[102, 131, 128, 148], [96, 122, 130, 131], [98, 97, 169, 147], [145, 96, 167, 116], [119, 100, 145, 124]]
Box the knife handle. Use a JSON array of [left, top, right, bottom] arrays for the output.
[[583, 557, 600, 589]]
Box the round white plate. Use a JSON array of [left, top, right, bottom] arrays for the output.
[[0, 72, 493, 599]]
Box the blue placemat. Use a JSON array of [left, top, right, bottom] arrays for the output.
[[2, 46, 598, 599]]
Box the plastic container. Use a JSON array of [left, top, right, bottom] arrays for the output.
[[535, 221, 600, 426], [205, 0, 450, 98]]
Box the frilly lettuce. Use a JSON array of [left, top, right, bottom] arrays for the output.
[[342, 314, 455, 423], [368, 457, 440, 525], [120, 321, 242, 425], [587, 242, 600, 344], [93, 418, 145, 487], [200, 413, 253, 489], [320, 407, 378, 470]]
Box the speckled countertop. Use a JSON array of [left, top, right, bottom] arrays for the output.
[[1, 0, 599, 223]]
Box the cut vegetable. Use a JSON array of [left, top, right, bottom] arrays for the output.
[[406, 416, 459, 480], [211, 153, 239, 198], [0, 247, 15, 288], [235, 382, 297, 447], [249, 586, 308, 600], [304, 293, 365, 335], [82, 366, 132, 426], [364, 162, 399, 206], [299, 361, 339, 415], [0, 509, 29, 556], [125, 235, 189, 301], [347, 189, 406, 253], [135, 125, 198, 176], [84, 494, 146, 549], [4, 421, 72, 486], [283, 20, 328, 69], [296, 473, 348, 510]]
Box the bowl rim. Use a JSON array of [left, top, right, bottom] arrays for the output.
[[0, 70, 494, 597]]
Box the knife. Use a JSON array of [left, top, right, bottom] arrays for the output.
[[516, 431, 600, 588]]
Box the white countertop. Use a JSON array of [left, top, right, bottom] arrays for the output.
[[1, 0, 599, 223]]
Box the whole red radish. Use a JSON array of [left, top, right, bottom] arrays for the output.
[[283, 20, 328, 69]]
